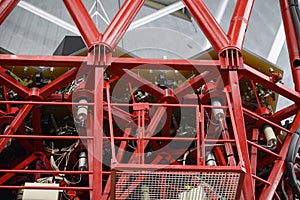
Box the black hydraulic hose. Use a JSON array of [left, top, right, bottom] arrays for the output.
[[289, 0, 300, 55], [294, 0, 300, 22], [286, 124, 300, 195]]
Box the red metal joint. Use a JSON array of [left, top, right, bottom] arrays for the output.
[[26, 87, 44, 101], [158, 89, 179, 104], [87, 43, 113, 66], [219, 47, 242, 69]]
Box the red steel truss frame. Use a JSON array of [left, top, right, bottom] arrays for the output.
[[0, 0, 299, 199]]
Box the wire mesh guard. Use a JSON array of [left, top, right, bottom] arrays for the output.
[[113, 171, 241, 200]]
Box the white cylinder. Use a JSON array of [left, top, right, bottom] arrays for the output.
[[211, 98, 225, 121], [263, 125, 277, 147], [77, 99, 88, 122]]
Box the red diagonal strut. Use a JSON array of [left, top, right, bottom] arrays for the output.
[[0, 0, 20, 25], [102, 0, 145, 50], [39, 67, 78, 98], [121, 68, 165, 99], [227, 0, 254, 49], [0, 67, 30, 98], [0, 104, 33, 153], [182, 0, 229, 52], [0, 154, 37, 184], [63, 0, 102, 48]]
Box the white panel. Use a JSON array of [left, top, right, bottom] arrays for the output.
[[23, 183, 59, 200]]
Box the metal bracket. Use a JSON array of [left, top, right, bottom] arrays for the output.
[[87, 43, 112, 66], [219, 48, 242, 69]]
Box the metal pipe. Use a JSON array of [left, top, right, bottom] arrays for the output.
[[0, 54, 85, 67], [106, 136, 198, 141], [63, 0, 101, 48], [0, 170, 92, 174], [0, 101, 93, 106], [102, 0, 145, 50], [227, 0, 254, 49], [182, 0, 229, 53]]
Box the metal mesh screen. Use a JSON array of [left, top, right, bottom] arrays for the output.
[[114, 171, 240, 200]]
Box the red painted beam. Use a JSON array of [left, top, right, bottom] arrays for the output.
[[0, 68, 29, 98], [120, 68, 165, 99], [113, 163, 243, 171], [102, 0, 145, 50], [0, 54, 86, 67], [63, 0, 101, 48], [39, 67, 78, 98], [128, 106, 167, 164], [0, 104, 33, 153], [228, 70, 254, 199], [0, 54, 221, 70], [110, 57, 220, 71], [242, 108, 291, 134], [174, 70, 217, 97], [32, 107, 42, 151], [0, 154, 37, 184], [104, 103, 132, 125], [227, 0, 254, 49], [93, 67, 104, 199], [259, 110, 300, 199], [272, 103, 299, 121], [105, 83, 117, 163], [182, 0, 229, 53], [0, 0, 20, 25], [242, 64, 300, 104]]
